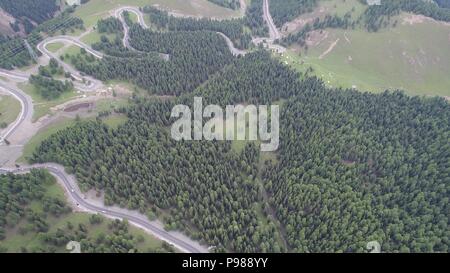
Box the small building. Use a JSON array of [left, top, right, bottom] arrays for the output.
[[66, 0, 81, 6], [367, 0, 381, 5]]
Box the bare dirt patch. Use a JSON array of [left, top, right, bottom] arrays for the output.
[[0, 8, 22, 36], [282, 17, 315, 34], [108, 83, 134, 96], [402, 14, 426, 25], [281, 6, 328, 35], [64, 102, 93, 112], [341, 159, 356, 166], [319, 38, 339, 59], [402, 13, 450, 27]]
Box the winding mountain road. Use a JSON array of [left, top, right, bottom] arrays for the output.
[[40, 36, 103, 59], [0, 36, 103, 143], [0, 6, 214, 253], [0, 68, 29, 81], [149, 6, 248, 56], [1, 37, 104, 93], [37, 36, 103, 92], [115, 6, 245, 56], [114, 6, 172, 60], [0, 164, 208, 253], [114, 7, 148, 50], [0, 83, 30, 143], [263, 0, 281, 40], [251, 0, 286, 53], [116, 6, 149, 28], [0, 3, 287, 253], [217, 32, 247, 56]]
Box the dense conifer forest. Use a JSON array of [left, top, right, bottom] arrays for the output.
[[281, 0, 450, 45], [434, 0, 450, 8], [0, 33, 41, 69], [1, 0, 448, 253], [69, 24, 234, 96], [362, 0, 450, 31], [269, 0, 318, 27], [245, 0, 269, 36], [0, 170, 174, 253], [143, 6, 252, 49], [0, 0, 59, 26], [30, 49, 450, 252], [0, 6, 83, 69]]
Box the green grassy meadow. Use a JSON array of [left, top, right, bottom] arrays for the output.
[[0, 94, 21, 128], [283, 11, 450, 97], [73, 0, 242, 29], [102, 114, 129, 129], [45, 42, 65, 53], [18, 83, 79, 122], [80, 31, 117, 46]]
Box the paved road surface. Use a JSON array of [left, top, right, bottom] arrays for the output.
[[0, 12, 210, 250], [114, 7, 171, 60], [217, 32, 247, 56], [0, 4, 280, 252], [0, 164, 209, 253], [0, 83, 30, 143], [114, 7, 144, 50], [263, 0, 282, 40], [149, 6, 247, 56], [36, 37, 103, 92], [0, 35, 104, 144], [0, 69, 29, 81]]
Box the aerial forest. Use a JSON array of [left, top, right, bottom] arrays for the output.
[[0, 170, 174, 253], [1, 0, 448, 253], [31, 47, 450, 252]]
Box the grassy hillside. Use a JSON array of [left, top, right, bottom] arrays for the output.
[[74, 0, 242, 28], [281, 0, 450, 97]]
